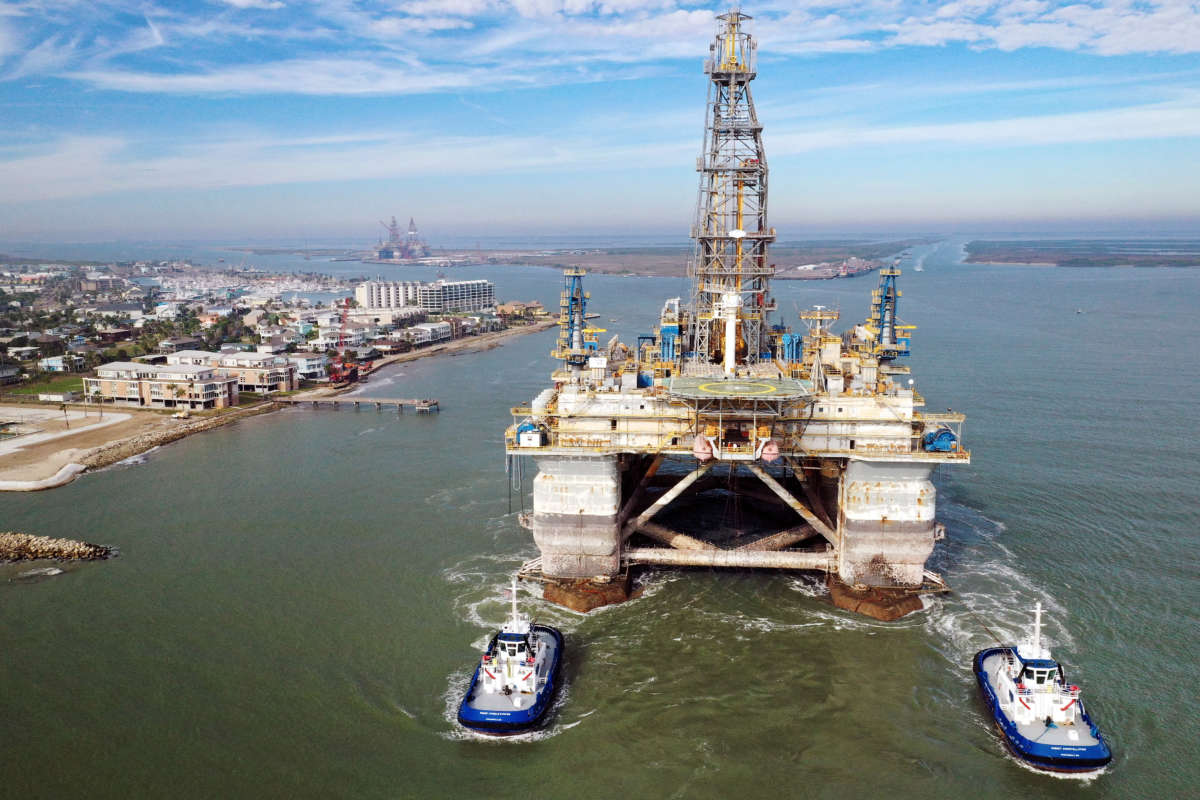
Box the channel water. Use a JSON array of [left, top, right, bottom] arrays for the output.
[[2, 240, 1197, 798]]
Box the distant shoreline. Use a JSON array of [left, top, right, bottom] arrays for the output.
[[964, 239, 1200, 268], [488, 238, 936, 278]]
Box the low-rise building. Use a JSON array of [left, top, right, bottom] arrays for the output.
[[157, 336, 204, 353], [497, 300, 546, 318], [37, 354, 85, 372], [81, 273, 127, 292], [90, 303, 145, 322], [347, 306, 424, 327], [84, 362, 239, 410], [312, 324, 369, 350], [405, 321, 452, 346], [38, 391, 81, 402], [288, 352, 328, 380], [96, 327, 132, 344]]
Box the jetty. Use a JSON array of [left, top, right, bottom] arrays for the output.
[[277, 396, 439, 413]]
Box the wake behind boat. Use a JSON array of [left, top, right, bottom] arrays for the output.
[[974, 603, 1112, 773], [456, 578, 563, 735]]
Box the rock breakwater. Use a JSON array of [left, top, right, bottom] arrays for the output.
[[1, 531, 113, 561]]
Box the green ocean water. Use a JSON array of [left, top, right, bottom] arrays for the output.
[[2, 240, 1197, 798]]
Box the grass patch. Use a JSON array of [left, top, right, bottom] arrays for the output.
[[8, 374, 85, 395]]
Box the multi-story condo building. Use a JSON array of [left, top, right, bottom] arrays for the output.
[[165, 350, 297, 393], [355, 279, 495, 314], [355, 281, 423, 309], [84, 362, 239, 410], [418, 280, 494, 313]]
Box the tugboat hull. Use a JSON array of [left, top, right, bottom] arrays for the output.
[[457, 625, 563, 735], [974, 648, 1112, 773]]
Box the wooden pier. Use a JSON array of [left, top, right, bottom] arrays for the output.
[[277, 396, 439, 413]]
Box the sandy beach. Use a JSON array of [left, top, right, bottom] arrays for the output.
[[0, 406, 175, 488]]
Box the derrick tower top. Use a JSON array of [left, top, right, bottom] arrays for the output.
[[685, 9, 776, 375]]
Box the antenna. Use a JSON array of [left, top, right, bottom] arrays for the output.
[[510, 575, 520, 622], [1033, 601, 1043, 654]]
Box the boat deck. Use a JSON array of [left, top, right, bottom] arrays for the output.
[[979, 650, 1103, 750], [464, 629, 560, 713]]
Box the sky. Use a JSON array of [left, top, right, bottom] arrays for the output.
[[1, 0, 1199, 243]]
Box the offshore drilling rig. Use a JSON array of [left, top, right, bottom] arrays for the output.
[[506, 10, 968, 619]]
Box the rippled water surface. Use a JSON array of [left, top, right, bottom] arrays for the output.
[[2, 243, 1197, 798]]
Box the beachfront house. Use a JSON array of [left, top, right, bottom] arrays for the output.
[[37, 354, 86, 372], [157, 336, 205, 354], [287, 352, 328, 381], [406, 322, 452, 346]]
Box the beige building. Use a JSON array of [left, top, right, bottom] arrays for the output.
[[84, 362, 239, 410], [166, 350, 297, 393]]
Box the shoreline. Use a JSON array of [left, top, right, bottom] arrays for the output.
[[0, 320, 556, 492]]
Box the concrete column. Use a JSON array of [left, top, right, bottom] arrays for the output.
[[531, 455, 622, 579], [837, 460, 937, 587]]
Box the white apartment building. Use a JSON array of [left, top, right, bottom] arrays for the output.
[[355, 281, 423, 309], [355, 279, 495, 314], [419, 280, 494, 313]]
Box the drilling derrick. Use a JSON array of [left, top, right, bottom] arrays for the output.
[[505, 9, 969, 620], [688, 10, 775, 374]]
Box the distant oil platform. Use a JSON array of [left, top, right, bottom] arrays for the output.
[[366, 216, 431, 263], [506, 10, 969, 620]]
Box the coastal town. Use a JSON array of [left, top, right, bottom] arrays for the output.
[[0, 259, 551, 490]]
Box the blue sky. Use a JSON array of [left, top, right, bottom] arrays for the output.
[[1, 0, 1198, 242]]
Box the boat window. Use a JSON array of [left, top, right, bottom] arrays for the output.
[[1023, 668, 1034, 680], [1036, 671, 1046, 684]]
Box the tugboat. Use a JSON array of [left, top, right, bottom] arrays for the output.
[[974, 603, 1113, 773], [456, 578, 564, 735]]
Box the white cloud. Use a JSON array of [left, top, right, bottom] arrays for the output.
[[0, 19, 17, 60], [220, 0, 286, 10], [70, 57, 544, 94], [3, 1, 1200, 97], [5, 33, 79, 79], [888, 0, 1200, 55], [3, 94, 1197, 204], [370, 15, 474, 35], [771, 94, 1200, 152]]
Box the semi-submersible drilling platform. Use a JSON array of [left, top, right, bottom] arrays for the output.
[[506, 11, 968, 619]]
